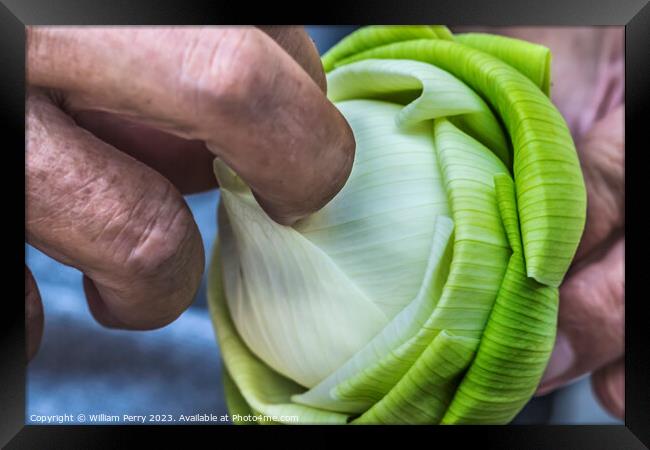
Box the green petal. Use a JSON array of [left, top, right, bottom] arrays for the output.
[[293, 215, 454, 413], [215, 161, 389, 388], [207, 240, 351, 424], [327, 59, 510, 166], [425, 118, 511, 337], [297, 120, 512, 417], [353, 331, 479, 424], [335, 39, 586, 287], [442, 174, 558, 424], [454, 33, 551, 96], [296, 100, 449, 320], [222, 364, 255, 424], [210, 26, 584, 425], [493, 173, 524, 254], [322, 26, 443, 72], [430, 25, 455, 41]]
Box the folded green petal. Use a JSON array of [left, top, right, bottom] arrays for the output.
[[454, 33, 551, 96], [442, 175, 558, 424], [293, 215, 454, 413], [322, 25, 453, 72], [353, 331, 479, 424], [208, 241, 351, 424], [327, 59, 510, 166], [333, 39, 586, 287]]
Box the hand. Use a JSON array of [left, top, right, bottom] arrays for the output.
[[486, 27, 625, 419], [25, 26, 355, 360]]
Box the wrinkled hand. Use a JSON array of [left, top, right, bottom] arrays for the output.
[[488, 27, 625, 418], [25, 26, 355, 360]]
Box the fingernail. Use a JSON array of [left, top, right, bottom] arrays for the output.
[[536, 332, 575, 395]]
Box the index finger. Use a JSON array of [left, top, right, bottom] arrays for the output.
[[258, 26, 327, 93], [27, 26, 355, 224]]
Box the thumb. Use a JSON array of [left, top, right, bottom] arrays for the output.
[[536, 238, 624, 396]]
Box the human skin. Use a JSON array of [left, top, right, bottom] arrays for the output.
[[25, 25, 355, 354], [25, 26, 624, 421], [461, 27, 624, 419]]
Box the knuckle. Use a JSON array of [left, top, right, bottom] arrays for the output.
[[181, 28, 262, 98], [181, 27, 271, 123], [86, 178, 199, 283], [121, 189, 197, 279], [212, 28, 266, 94], [560, 277, 593, 332], [563, 276, 615, 327], [559, 255, 624, 357]]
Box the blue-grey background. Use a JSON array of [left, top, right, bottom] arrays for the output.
[[26, 26, 621, 425]]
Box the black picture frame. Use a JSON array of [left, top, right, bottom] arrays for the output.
[[2, 0, 647, 447]]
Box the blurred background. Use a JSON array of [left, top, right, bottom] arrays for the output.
[[26, 26, 622, 425]]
